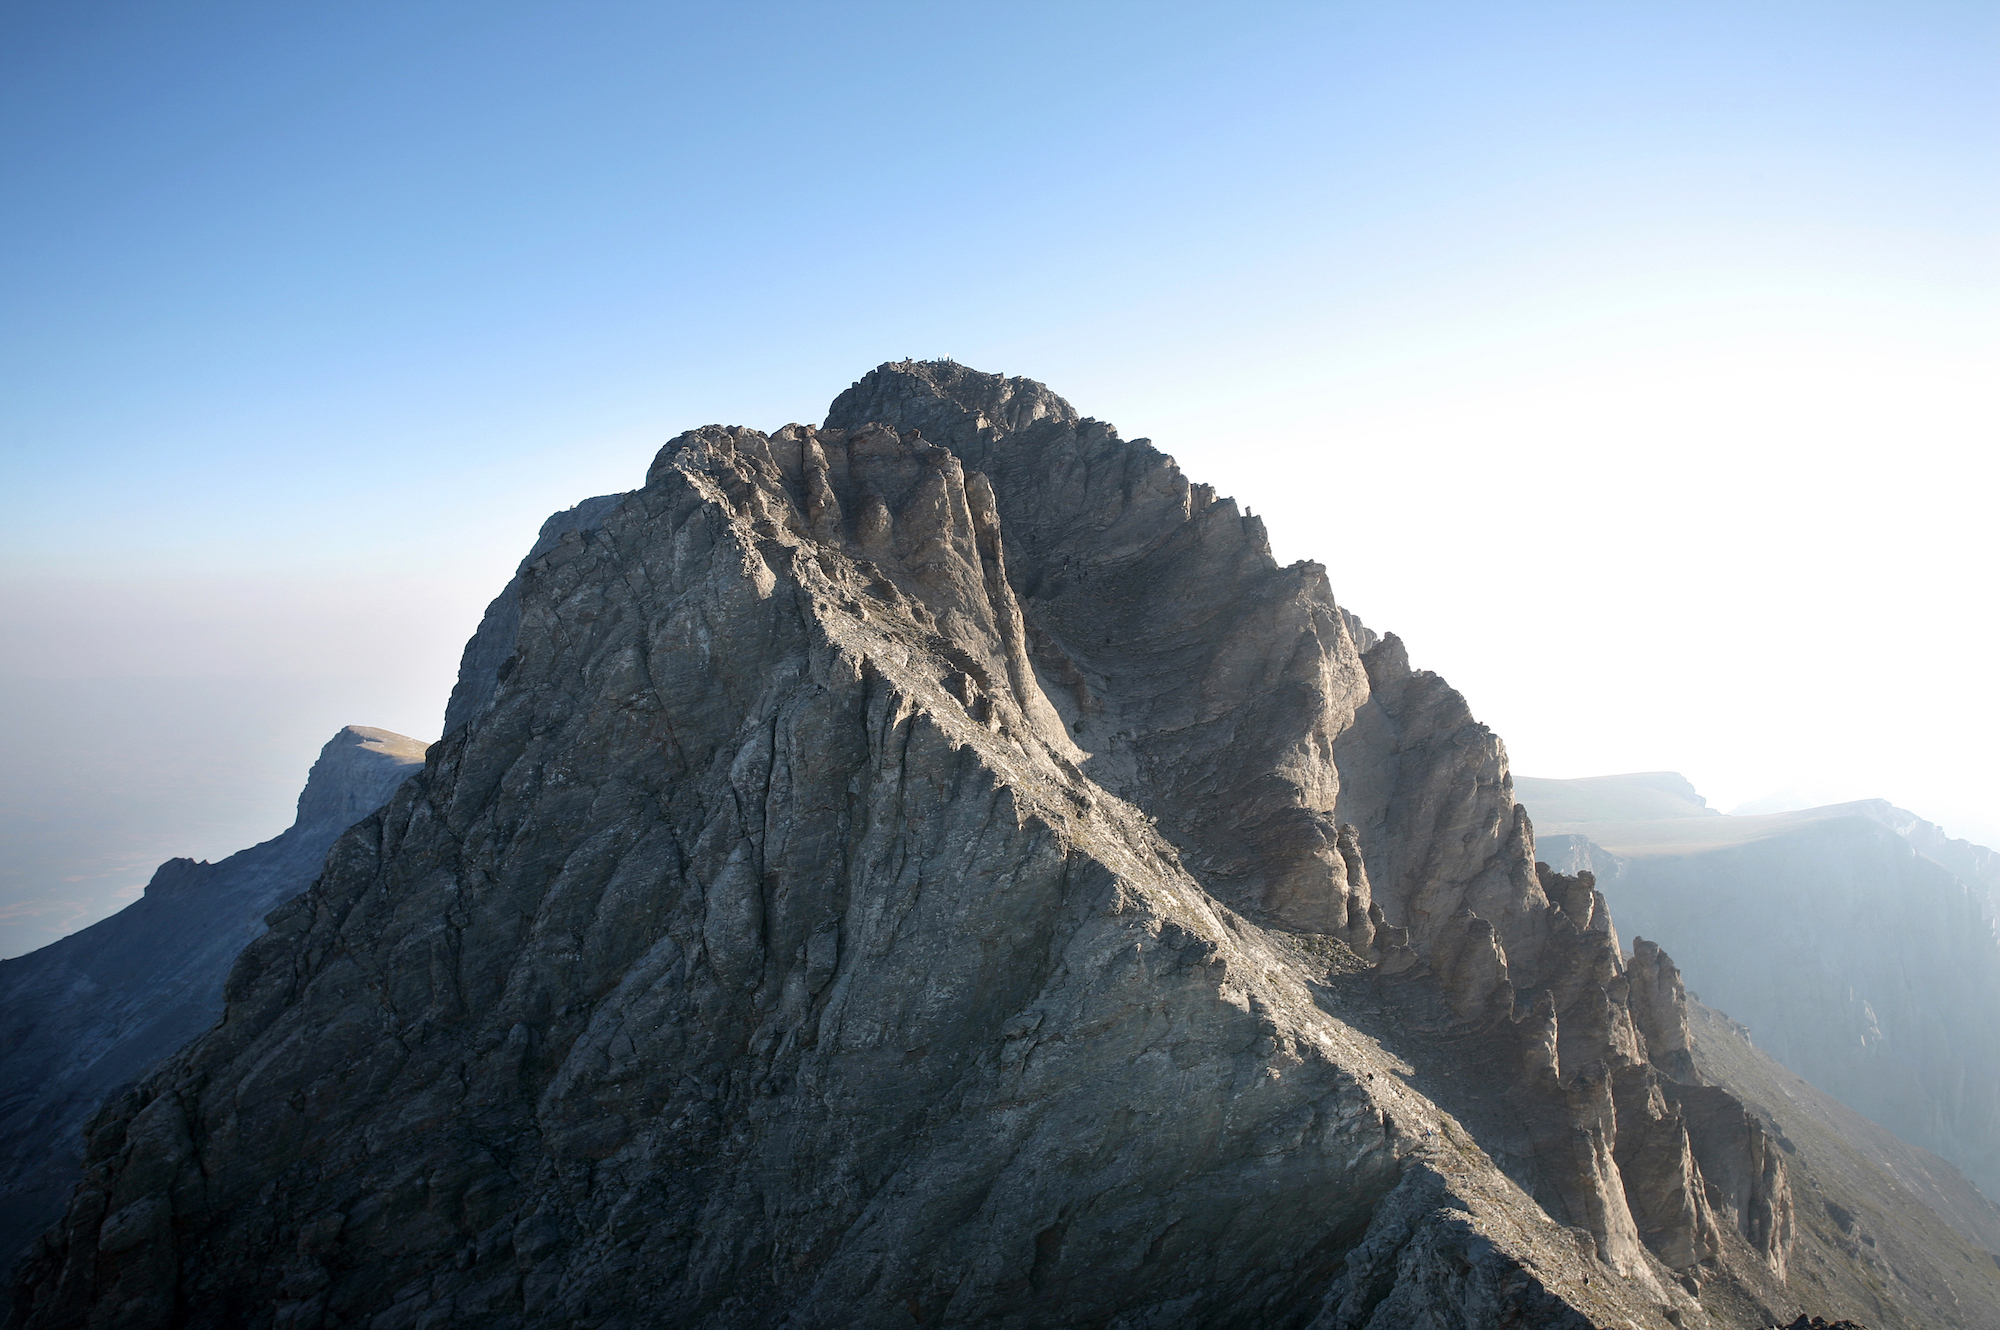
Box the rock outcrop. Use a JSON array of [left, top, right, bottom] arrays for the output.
[[0, 728, 427, 1277], [1525, 774, 2000, 1210], [8, 363, 1970, 1329]]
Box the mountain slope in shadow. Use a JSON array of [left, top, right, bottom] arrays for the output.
[[0, 727, 427, 1273]]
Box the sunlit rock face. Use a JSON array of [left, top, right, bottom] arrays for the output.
[[0, 726, 426, 1275], [15, 363, 1954, 1330]]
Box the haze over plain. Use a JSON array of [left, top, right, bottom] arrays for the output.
[[1, 0, 1993, 956]]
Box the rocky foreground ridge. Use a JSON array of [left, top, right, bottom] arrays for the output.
[[11, 364, 1997, 1329], [0, 728, 427, 1276]]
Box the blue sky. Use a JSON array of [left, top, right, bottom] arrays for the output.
[[2, 1, 1994, 954]]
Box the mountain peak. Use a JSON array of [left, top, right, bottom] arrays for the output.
[[825, 359, 1084, 441], [291, 725, 428, 829], [18, 365, 1986, 1330], [1516, 770, 1719, 825]]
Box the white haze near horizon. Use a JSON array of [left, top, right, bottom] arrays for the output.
[[1, 1, 1994, 957]]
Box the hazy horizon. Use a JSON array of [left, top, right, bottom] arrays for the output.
[[4, 1, 1994, 957]]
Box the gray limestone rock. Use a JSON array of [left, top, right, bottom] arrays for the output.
[[0, 727, 427, 1277], [442, 493, 622, 736], [1628, 937, 1697, 1085], [10, 363, 1973, 1330]]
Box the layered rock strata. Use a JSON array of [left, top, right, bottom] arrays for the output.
[[13, 365, 1822, 1328], [0, 728, 427, 1276]]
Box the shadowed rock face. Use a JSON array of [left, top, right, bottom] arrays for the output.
[[8, 363, 1937, 1329], [0, 727, 427, 1276]]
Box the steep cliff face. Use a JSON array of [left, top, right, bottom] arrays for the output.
[[1838, 799, 2000, 938], [1527, 775, 2000, 1211], [9, 364, 1933, 1330], [0, 728, 427, 1276]]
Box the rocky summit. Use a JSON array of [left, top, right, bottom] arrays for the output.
[[9, 363, 1995, 1329]]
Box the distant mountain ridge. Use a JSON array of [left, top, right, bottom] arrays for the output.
[[0, 727, 427, 1276], [1523, 771, 2000, 1218], [1514, 772, 1721, 825]]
